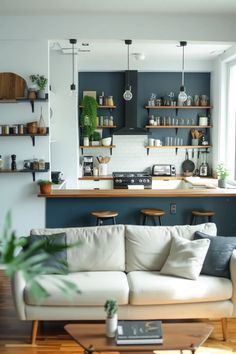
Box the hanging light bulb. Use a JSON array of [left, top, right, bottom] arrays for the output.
[[69, 38, 77, 91], [123, 39, 133, 101], [178, 41, 187, 105]]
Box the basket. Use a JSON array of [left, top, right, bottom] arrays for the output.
[[27, 121, 38, 134]]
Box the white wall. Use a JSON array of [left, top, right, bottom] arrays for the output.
[[0, 40, 49, 235], [50, 50, 79, 188]]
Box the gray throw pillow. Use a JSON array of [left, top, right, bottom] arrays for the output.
[[194, 231, 236, 278], [160, 235, 210, 280], [25, 233, 68, 274]]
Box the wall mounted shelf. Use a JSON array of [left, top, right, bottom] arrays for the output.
[[0, 128, 49, 146], [0, 165, 50, 181], [79, 105, 116, 113], [145, 125, 212, 134], [80, 145, 116, 155], [144, 105, 212, 115], [145, 145, 211, 156], [0, 97, 48, 112]]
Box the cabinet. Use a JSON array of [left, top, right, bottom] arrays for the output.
[[144, 106, 212, 155]]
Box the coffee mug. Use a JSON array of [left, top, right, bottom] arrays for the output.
[[148, 138, 155, 146]]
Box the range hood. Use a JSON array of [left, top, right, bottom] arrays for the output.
[[114, 70, 147, 135]]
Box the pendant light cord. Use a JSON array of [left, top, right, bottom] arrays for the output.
[[72, 42, 74, 85], [127, 43, 130, 88], [182, 44, 185, 87]]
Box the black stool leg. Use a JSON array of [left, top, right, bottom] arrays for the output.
[[143, 215, 147, 225], [112, 217, 116, 224], [158, 216, 162, 226], [209, 216, 213, 222], [191, 215, 195, 225]]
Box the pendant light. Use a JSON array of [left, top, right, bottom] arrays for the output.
[[123, 39, 133, 101], [70, 38, 77, 91], [178, 41, 187, 105]]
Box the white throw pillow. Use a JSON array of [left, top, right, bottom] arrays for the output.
[[160, 235, 210, 280]]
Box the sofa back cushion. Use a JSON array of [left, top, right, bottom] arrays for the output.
[[31, 225, 125, 272], [125, 223, 217, 272]]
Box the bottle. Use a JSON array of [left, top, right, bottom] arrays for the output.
[[38, 106, 46, 134], [11, 154, 17, 171], [0, 155, 3, 170], [109, 116, 114, 126]]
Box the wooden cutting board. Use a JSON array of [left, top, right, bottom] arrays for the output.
[[0, 72, 27, 100]]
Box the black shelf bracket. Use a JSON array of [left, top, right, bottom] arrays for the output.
[[30, 100, 35, 112], [175, 147, 178, 155], [175, 127, 178, 134], [30, 136, 36, 146], [147, 148, 150, 156]]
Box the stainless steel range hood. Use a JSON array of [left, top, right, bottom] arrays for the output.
[[114, 70, 147, 135]]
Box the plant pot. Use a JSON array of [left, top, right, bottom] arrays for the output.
[[106, 314, 118, 338], [218, 179, 226, 188], [37, 90, 46, 99], [40, 184, 52, 194]]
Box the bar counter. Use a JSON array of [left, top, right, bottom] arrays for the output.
[[39, 187, 236, 198]]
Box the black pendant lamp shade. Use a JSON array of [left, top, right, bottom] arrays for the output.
[[178, 41, 187, 104], [70, 39, 77, 91], [123, 39, 133, 101]]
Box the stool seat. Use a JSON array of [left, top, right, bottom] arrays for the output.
[[191, 210, 215, 225], [91, 211, 118, 218], [141, 209, 165, 217], [140, 208, 165, 226], [91, 210, 118, 226]]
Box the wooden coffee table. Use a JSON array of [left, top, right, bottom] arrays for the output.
[[65, 322, 213, 354]]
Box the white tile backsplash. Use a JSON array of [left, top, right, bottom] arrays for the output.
[[81, 135, 212, 175]]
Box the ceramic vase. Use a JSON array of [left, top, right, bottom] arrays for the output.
[[37, 90, 46, 99], [218, 179, 226, 188], [106, 314, 118, 338]]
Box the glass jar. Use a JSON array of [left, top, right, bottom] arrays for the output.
[[109, 116, 114, 126], [38, 159, 45, 170]]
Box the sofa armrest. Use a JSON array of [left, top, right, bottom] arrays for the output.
[[230, 249, 236, 316], [11, 271, 27, 320]]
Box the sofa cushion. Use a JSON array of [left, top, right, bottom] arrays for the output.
[[127, 271, 232, 305], [160, 236, 210, 280], [25, 233, 68, 274], [194, 232, 236, 278], [125, 223, 217, 272], [31, 225, 125, 272], [24, 271, 129, 306]]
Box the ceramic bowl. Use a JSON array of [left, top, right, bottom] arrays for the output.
[[102, 137, 112, 146]]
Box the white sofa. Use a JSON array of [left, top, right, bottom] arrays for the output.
[[12, 223, 236, 344]]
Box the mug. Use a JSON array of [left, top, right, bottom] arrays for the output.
[[148, 138, 155, 146]]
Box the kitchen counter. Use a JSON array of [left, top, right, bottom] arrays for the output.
[[39, 187, 236, 198]]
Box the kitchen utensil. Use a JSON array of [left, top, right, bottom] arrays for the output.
[[182, 149, 195, 176]]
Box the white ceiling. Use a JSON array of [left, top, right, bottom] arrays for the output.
[[2, 0, 236, 15], [53, 39, 232, 71]]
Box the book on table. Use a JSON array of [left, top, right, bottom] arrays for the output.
[[116, 320, 163, 345]]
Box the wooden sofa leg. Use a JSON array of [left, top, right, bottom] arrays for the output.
[[221, 318, 228, 341], [31, 320, 39, 345]]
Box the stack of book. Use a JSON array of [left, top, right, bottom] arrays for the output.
[[116, 320, 163, 345]]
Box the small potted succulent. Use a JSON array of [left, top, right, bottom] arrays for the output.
[[216, 164, 229, 188], [104, 298, 118, 338], [37, 179, 53, 194]]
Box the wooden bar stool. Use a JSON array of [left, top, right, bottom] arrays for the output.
[[191, 210, 215, 225], [91, 211, 118, 226], [140, 209, 165, 226]]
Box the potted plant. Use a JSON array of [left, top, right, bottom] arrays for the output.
[[90, 130, 101, 146], [37, 179, 53, 194], [104, 298, 118, 338], [30, 74, 48, 99], [216, 163, 229, 188], [80, 95, 98, 142]]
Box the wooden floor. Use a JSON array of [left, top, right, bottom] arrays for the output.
[[1, 271, 236, 353]]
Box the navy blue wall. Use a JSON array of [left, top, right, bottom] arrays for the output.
[[79, 71, 211, 143], [46, 197, 236, 236]]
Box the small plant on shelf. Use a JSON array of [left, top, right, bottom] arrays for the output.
[[37, 179, 53, 194], [30, 75, 48, 91], [90, 131, 101, 145]]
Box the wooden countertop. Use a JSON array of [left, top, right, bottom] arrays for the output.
[[38, 188, 236, 198]]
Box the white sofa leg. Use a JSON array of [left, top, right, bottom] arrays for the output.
[[221, 318, 228, 341], [31, 320, 39, 345]]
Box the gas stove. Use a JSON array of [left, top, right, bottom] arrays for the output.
[[113, 172, 152, 189]]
